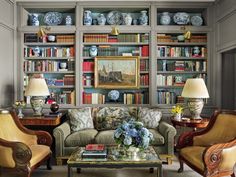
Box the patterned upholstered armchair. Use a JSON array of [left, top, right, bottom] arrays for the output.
[[0, 110, 52, 177], [177, 110, 236, 177]]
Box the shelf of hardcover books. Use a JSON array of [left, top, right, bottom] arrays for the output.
[[82, 33, 150, 105], [156, 33, 207, 105], [23, 33, 76, 105]]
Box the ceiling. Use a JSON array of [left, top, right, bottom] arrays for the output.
[[15, 0, 216, 2]]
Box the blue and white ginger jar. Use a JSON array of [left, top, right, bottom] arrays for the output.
[[89, 45, 98, 57], [160, 12, 171, 25], [83, 10, 92, 26], [139, 10, 148, 25], [97, 13, 106, 25]]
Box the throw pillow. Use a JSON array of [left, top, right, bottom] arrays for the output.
[[68, 108, 94, 132], [138, 107, 162, 128], [95, 107, 133, 130]]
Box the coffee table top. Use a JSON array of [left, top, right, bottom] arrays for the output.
[[67, 145, 161, 165]]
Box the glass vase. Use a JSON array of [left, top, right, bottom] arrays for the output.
[[126, 147, 140, 160], [17, 108, 24, 118]]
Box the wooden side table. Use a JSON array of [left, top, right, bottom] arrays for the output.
[[19, 114, 62, 126], [171, 117, 209, 131]]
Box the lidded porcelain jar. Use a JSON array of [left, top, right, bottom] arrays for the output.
[[123, 13, 132, 25], [139, 10, 148, 25], [83, 10, 92, 26], [97, 13, 106, 25], [160, 12, 171, 25], [89, 45, 98, 57]]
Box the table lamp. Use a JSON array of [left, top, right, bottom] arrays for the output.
[[181, 78, 209, 119], [25, 78, 50, 116]]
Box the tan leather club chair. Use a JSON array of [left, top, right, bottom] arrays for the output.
[[0, 110, 52, 177], [177, 110, 236, 177]]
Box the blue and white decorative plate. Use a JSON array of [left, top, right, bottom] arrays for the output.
[[191, 15, 203, 26], [108, 90, 120, 101], [106, 11, 123, 25], [44, 12, 63, 26], [173, 12, 190, 25]]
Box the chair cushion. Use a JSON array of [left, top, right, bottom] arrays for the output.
[[95, 130, 116, 145], [95, 107, 133, 130], [138, 107, 162, 128], [149, 129, 165, 145], [30, 145, 51, 167], [180, 146, 206, 171], [65, 129, 98, 147], [68, 108, 94, 132]]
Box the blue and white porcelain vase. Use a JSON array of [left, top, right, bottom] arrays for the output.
[[83, 10, 92, 26], [31, 14, 39, 26], [139, 10, 148, 25], [89, 45, 98, 57], [97, 13, 106, 25], [160, 12, 171, 25], [65, 15, 72, 26], [124, 13, 132, 25]]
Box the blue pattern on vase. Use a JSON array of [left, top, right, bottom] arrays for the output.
[[139, 10, 148, 25], [84, 10, 92, 26]]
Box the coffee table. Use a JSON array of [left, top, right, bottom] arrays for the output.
[[67, 146, 163, 177]]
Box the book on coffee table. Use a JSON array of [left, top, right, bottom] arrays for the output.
[[85, 144, 105, 151]]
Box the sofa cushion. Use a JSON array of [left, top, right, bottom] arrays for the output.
[[138, 107, 162, 128], [65, 129, 98, 147], [95, 107, 133, 130], [68, 108, 94, 132], [149, 129, 165, 145], [95, 130, 116, 145]]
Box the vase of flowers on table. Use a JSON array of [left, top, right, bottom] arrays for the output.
[[171, 105, 184, 121], [114, 119, 153, 159], [13, 100, 26, 118]]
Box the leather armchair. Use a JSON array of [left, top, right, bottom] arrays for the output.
[[0, 110, 52, 177], [177, 110, 236, 177]]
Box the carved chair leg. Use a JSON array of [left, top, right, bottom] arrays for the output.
[[231, 173, 235, 177], [47, 157, 52, 170], [178, 159, 184, 173]]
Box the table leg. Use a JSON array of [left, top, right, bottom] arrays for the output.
[[68, 166, 72, 177], [157, 165, 163, 177]]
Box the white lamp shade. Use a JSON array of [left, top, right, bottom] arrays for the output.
[[25, 78, 50, 96], [181, 78, 209, 98]]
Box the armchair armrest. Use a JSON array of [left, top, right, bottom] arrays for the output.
[[203, 138, 236, 177], [53, 121, 71, 157], [177, 131, 195, 149], [158, 121, 177, 155], [0, 138, 32, 169]]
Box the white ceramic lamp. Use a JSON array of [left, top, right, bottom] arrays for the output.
[[25, 78, 50, 116], [181, 78, 209, 119]]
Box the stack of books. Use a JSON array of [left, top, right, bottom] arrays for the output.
[[82, 144, 107, 161]]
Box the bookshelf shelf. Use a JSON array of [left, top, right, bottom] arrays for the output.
[[24, 71, 75, 74], [157, 42, 207, 46], [24, 42, 75, 46], [83, 42, 149, 46], [24, 57, 75, 60], [157, 71, 207, 74], [157, 57, 206, 60]]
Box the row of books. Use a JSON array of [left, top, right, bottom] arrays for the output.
[[157, 34, 207, 43], [83, 61, 94, 72], [24, 47, 75, 58], [140, 74, 149, 86], [157, 46, 207, 58], [157, 60, 207, 72], [124, 92, 149, 104], [82, 92, 105, 104], [140, 59, 149, 71], [23, 61, 74, 72], [56, 35, 75, 43], [24, 34, 75, 43], [83, 34, 149, 43], [156, 74, 185, 86], [83, 46, 149, 57], [157, 90, 177, 104]]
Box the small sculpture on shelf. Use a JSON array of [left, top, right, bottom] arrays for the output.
[[108, 90, 120, 102], [97, 13, 106, 25], [30, 13, 39, 26], [89, 45, 98, 57]]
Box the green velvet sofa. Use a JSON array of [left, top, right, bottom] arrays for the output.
[[53, 107, 176, 165]]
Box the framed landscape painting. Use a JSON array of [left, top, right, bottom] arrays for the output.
[[94, 56, 140, 89]]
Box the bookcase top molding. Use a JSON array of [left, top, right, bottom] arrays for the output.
[[16, 0, 215, 2]]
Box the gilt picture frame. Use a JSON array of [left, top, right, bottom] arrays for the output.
[[94, 56, 140, 89]]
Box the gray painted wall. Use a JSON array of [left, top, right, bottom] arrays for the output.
[[0, 0, 15, 108], [213, 0, 236, 108]]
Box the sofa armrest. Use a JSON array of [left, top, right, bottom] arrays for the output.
[[158, 121, 177, 155], [53, 121, 71, 157]]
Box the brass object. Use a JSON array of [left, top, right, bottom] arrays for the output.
[[37, 26, 51, 37], [110, 26, 119, 35]]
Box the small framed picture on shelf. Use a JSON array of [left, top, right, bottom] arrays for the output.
[[94, 56, 140, 89]]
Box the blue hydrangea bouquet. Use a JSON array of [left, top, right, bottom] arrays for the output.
[[113, 119, 153, 150]]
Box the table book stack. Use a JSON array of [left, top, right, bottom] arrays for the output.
[[82, 144, 107, 161]]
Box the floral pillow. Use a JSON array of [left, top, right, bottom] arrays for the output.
[[138, 107, 162, 129], [68, 108, 94, 132], [95, 107, 133, 130]]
